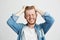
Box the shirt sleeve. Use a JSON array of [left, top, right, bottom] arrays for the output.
[[40, 12, 54, 35], [7, 14, 23, 35]]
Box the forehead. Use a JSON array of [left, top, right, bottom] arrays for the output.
[[25, 9, 35, 15]]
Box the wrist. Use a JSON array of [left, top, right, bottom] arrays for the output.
[[37, 9, 45, 15]]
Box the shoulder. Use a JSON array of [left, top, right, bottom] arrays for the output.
[[35, 24, 42, 30]]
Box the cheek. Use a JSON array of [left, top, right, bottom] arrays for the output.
[[33, 15, 37, 19], [25, 16, 29, 20]]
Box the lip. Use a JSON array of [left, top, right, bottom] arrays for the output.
[[29, 19, 34, 22], [29, 19, 34, 20]]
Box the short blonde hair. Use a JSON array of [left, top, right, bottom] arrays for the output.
[[24, 6, 36, 14]]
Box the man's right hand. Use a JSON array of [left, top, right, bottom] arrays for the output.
[[16, 6, 26, 16]]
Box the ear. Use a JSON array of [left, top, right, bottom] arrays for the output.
[[35, 11, 37, 17]]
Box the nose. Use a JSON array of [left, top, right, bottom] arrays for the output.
[[30, 15, 33, 19]]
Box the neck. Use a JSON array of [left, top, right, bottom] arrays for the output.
[[27, 23, 35, 29]]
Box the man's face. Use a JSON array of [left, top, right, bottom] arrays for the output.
[[25, 9, 37, 25]]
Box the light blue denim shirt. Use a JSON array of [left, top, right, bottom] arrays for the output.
[[7, 12, 54, 40]]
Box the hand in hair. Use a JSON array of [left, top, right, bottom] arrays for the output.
[[34, 5, 45, 15], [16, 5, 26, 16]]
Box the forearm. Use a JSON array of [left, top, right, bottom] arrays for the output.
[[7, 9, 24, 34], [15, 6, 25, 16], [36, 9, 45, 15], [7, 6, 25, 25], [36, 8, 54, 22], [40, 12, 54, 34], [15, 9, 24, 16]]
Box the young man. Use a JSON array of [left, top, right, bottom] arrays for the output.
[[7, 6, 54, 40]]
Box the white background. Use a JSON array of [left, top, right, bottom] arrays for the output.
[[0, 0, 60, 40]]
